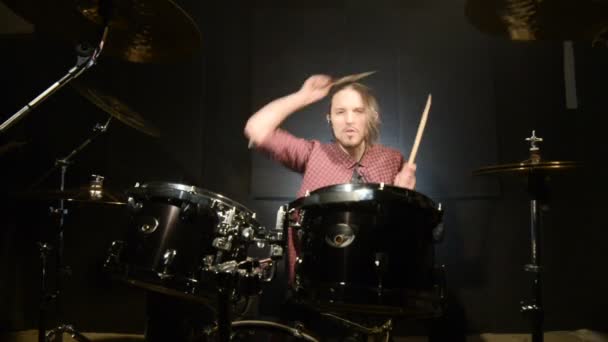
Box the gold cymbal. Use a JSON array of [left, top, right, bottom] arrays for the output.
[[71, 81, 160, 137], [1, 0, 202, 63], [16, 186, 127, 206], [473, 160, 582, 176], [465, 0, 608, 46]]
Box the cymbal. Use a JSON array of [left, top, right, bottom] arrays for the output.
[[465, 0, 608, 46], [0, 0, 202, 63], [71, 81, 160, 137], [16, 186, 127, 206], [473, 160, 582, 176]]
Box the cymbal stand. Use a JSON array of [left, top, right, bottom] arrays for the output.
[[0, 23, 108, 134], [34, 118, 111, 342], [320, 313, 393, 342], [520, 130, 546, 342], [216, 271, 235, 342]]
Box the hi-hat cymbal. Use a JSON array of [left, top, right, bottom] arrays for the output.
[[465, 0, 608, 46], [0, 0, 202, 63], [16, 186, 127, 206], [473, 160, 582, 176], [71, 81, 160, 137]]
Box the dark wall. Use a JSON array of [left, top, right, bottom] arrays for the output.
[[245, 0, 607, 335], [1, 0, 606, 337]]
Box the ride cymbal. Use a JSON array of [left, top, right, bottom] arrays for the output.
[[71, 81, 160, 137], [465, 0, 608, 46], [1, 0, 202, 63], [473, 160, 582, 176]]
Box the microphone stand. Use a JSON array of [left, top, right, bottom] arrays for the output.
[[0, 25, 109, 134]]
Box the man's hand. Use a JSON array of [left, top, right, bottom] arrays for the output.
[[393, 163, 416, 190], [298, 75, 332, 105]]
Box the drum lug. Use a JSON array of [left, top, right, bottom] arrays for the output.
[[213, 236, 233, 251], [433, 264, 448, 315], [137, 216, 159, 234], [127, 197, 143, 211], [202, 255, 215, 268], [294, 257, 304, 290], [222, 206, 237, 227], [104, 240, 125, 268], [180, 202, 195, 221], [158, 249, 177, 280], [269, 244, 283, 259], [432, 203, 445, 243], [288, 208, 304, 228], [185, 278, 199, 295], [241, 227, 255, 241]]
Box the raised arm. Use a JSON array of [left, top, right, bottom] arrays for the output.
[[244, 75, 332, 146]]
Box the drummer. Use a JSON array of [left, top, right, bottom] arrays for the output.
[[245, 74, 417, 277], [245, 74, 416, 196]]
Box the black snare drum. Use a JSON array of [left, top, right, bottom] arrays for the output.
[[286, 183, 444, 316], [105, 182, 263, 302]]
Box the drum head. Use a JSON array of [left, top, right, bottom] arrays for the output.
[[289, 183, 442, 232]]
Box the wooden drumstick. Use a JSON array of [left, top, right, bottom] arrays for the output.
[[407, 94, 431, 164], [331, 71, 376, 88]]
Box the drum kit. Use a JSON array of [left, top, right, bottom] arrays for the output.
[[1, 1, 584, 341]]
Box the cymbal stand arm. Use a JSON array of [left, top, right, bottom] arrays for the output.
[[0, 25, 109, 134], [28, 117, 112, 191]]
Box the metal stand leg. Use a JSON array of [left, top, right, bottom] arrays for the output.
[[520, 174, 547, 342], [320, 313, 393, 342], [46, 324, 91, 342], [38, 243, 54, 342], [217, 273, 234, 342]]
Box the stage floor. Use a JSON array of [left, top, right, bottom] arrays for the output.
[[2, 329, 607, 342]]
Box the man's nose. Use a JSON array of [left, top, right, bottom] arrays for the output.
[[345, 111, 355, 123]]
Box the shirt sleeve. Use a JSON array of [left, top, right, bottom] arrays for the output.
[[388, 148, 406, 184], [255, 129, 314, 173]]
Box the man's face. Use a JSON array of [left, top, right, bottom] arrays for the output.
[[329, 87, 370, 149]]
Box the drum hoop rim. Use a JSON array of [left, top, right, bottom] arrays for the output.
[[288, 182, 439, 210], [227, 320, 319, 341], [126, 181, 253, 214]]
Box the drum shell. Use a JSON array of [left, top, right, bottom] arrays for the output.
[[122, 199, 217, 280], [297, 202, 436, 291], [287, 183, 444, 316], [106, 181, 263, 301]]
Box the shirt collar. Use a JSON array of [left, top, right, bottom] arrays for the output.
[[331, 142, 374, 169]]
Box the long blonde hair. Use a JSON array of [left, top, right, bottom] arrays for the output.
[[329, 82, 381, 145]]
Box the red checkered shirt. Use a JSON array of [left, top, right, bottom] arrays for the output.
[[256, 129, 406, 284], [257, 129, 405, 197]]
